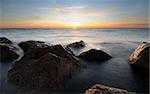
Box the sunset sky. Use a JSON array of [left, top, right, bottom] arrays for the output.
[[1, 0, 149, 28]]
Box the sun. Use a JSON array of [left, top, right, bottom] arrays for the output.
[[64, 22, 82, 28], [73, 26, 77, 29], [70, 23, 81, 29]]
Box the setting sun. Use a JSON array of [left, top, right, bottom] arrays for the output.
[[65, 22, 82, 28], [73, 27, 77, 29]]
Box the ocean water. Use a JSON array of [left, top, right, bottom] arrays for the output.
[[0, 28, 149, 44], [0, 28, 149, 93]]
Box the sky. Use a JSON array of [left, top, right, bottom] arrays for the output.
[[0, 0, 149, 28]]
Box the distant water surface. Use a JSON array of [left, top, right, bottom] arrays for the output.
[[0, 28, 149, 44]]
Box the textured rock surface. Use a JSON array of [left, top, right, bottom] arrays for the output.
[[0, 37, 12, 44], [66, 40, 85, 56], [8, 43, 81, 89], [67, 40, 85, 49], [79, 49, 112, 62], [84, 84, 136, 94], [0, 44, 19, 62], [18, 40, 49, 52], [129, 42, 149, 71]]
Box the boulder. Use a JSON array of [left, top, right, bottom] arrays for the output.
[[18, 40, 49, 52], [25, 44, 80, 63], [84, 84, 136, 94], [8, 43, 81, 89], [0, 44, 19, 62], [0, 37, 12, 44], [79, 49, 112, 62], [65, 40, 85, 56], [67, 40, 85, 49], [129, 42, 149, 71]]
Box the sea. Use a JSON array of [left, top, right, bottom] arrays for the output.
[[0, 28, 149, 44], [0, 28, 149, 93]]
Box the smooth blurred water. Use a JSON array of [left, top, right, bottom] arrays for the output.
[[0, 28, 149, 93], [0, 28, 149, 44]]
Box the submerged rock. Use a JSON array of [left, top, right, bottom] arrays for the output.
[[67, 40, 85, 49], [79, 49, 112, 62], [18, 40, 49, 52], [66, 40, 85, 56], [84, 84, 136, 94], [129, 42, 149, 72], [0, 44, 19, 62], [0, 37, 12, 44], [8, 43, 81, 89]]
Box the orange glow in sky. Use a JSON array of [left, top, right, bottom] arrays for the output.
[[1, 0, 148, 28]]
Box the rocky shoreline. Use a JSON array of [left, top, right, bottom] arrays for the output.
[[0, 37, 149, 94]]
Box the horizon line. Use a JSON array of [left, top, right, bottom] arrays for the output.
[[0, 27, 149, 29]]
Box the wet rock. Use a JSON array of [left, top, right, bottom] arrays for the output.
[[67, 40, 85, 49], [65, 46, 75, 56], [0, 44, 19, 62], [84, 84, 136, 94], [18, 40, 49, 52], [129, 42, 149, 72], [79, 49, 112, 62], [0, 37, 12, 44], [66, 40, 85, 56], [25, 44, 80, 63], [8, 43, 81, 89]]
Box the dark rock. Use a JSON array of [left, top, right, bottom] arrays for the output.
[[0, 44, 19, 62], [79, 49, 112, 62], [65, 40, 85, 56], [8, 43, 81, 89], [25, 44, 80, 64], [0, 37, 12, 44], [129, 42, 149, 72], [84, 84, 136, 94], [18, 40, 49, 52], [67, 40, 85, 49], [65, 46, 75, 57]]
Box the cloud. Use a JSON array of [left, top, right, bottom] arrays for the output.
[[52, 8, 70, 13], [71, 12, 101, 17], [40, 5, 87, 13], [39, 5, 102, 17], [66, 6, 87, 9]]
